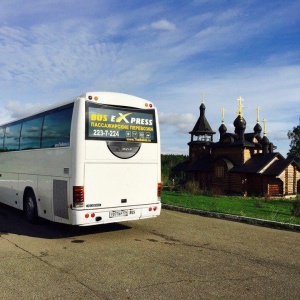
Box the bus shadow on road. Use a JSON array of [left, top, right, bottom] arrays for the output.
[[0, 203, 131, 239]]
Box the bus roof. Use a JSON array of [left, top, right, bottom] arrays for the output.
[[1, 92, 154, 127], [84, 92, 154, 109]]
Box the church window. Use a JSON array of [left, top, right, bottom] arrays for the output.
[[215, 166, 225, 178]]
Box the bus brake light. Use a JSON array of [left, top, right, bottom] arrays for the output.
[[73, 186, 84, 208], [157, 183, 162, 197]]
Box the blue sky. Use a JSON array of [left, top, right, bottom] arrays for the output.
[[0, 0, 299, 155]]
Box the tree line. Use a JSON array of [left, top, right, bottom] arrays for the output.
[[161, 154, 187, 186], [287, 124, 300, 164]]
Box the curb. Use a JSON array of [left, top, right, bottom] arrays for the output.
[[162, 204, 300, 232]]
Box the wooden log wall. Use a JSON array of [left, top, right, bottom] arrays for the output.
[[267, 178, 283, 195], [188, 171, 212, 191], [213, 147, 243, 165], [246, 174, 263, 196], [189, 143, 211, 161], [244, 148, 251, 162], [285, 164, 295, 195], [295, 166, 300, 194], [227, 173, 244, 195]]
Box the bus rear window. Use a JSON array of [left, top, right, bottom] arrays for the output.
[[86, 103, 157, 143]]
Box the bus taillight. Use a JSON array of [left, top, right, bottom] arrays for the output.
[[157, 183, 162, 197], [73, 186, 84, 208]]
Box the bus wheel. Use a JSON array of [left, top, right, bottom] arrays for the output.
[[24, 190, 38, 223]]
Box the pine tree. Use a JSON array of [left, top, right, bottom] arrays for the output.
[[287, 125, 300, 163]]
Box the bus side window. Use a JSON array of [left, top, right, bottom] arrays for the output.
[[41, 106, 73, 148], [0, 127, 4, 151], [20, 117, 43, 150], [4, 123, 22, 151]]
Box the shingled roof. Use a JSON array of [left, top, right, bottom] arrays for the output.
[[230, 152, 283, 174], [189, 103, 215, 136], [172, 156, 213, 172], [188, 156, 213, 172], [263, 158, 299, 176], [172, 160, 191, 172]]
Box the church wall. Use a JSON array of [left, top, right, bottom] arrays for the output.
[[189, 144, 210, 161], [227, 173, 244, 195], [211, 161, 228, 194], [285, 165, 295, 195], [187, 171, 212, 191], [279, 165, 299, 195], [212, 147, 254, 165], [296, 168, 300, 193], [249, 148, 263, 157], [296, 168, 300, 181], [244, 149, 251, 162], [212, 147, 244, 165], [198, 172, 211, 191], [211, 178, 227, 194], [293, 166, 297, 194], [187, 172, 194, 182], [246, 174, 263, 196], [265, 177, 283, 196]]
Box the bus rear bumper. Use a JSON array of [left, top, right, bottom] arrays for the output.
[[70, 203, 161, 226]]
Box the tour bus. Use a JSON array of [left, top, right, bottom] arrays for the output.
[[0, 92, 161, 226]]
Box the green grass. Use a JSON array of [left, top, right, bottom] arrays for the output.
[[162, 191, 300, 225]]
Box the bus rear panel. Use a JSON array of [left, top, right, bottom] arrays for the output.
[[72, 92, 161, 225]]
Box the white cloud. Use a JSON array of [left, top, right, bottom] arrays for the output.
[[151, 19, 176, 31], [159, 112, 196, 135], [3, 101, 46, 119]]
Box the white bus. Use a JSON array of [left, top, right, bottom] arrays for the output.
[[0, 92, 161, 226]]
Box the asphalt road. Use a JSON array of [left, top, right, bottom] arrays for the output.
[[0, 203, 299, 300]]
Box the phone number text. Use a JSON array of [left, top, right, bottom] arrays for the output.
[[92, 130, 120, 137]]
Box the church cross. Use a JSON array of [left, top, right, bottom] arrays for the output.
[[256, 107, 261, 123], [201, 92, 205, 104], [237, 96, 244, 117], [263, 118, 267, 136], [221, 108, 226, 124]]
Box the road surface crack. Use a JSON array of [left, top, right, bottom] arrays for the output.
[[150, 231, 218, 250], [1, 235, 105, 298]]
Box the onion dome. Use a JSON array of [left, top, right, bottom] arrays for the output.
[[233, 115, 246, 141], [233, 115, 239, 128], [234, 96, 246, 139], [219, 123, 227, 135], [254, 123, 262, 134], [261, 135, 270, 146], [234, 115, 246, 129], [261, 135, 270, 154], [254, 107, 262, 134]]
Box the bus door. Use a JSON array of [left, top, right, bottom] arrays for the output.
[[0, 172, 19, 208]]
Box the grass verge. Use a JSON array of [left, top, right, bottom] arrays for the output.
[[162, 191, 300, 225]]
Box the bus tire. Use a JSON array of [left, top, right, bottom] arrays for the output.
[[24, 190, 38, 223]]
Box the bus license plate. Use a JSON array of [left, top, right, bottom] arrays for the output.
[[109, 210, 129, 218]]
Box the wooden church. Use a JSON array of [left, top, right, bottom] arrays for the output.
[[174, 96, 300, 197]]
